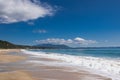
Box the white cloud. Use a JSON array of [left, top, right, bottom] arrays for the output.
[[33, 29, 47, 33], [35, 37, 97, 46], [74, 37, 97, 45], [0, 0, 54, 23]]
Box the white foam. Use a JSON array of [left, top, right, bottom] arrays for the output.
[[21, 49, 120, 80]]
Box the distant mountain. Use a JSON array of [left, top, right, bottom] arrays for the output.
[[1, 40, 120, 49], [35, 44, 71, 49], [0, 40, 71, 49]]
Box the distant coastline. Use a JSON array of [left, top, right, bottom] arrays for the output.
[[1, 40, 120, 49]]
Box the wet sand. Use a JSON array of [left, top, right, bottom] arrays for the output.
[[0, 49, 112, 80], [26, 57, 112, 80], [0, 49, 35, 80]]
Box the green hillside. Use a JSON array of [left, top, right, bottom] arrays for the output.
[[0, 40, 18, 49], [0, 40, 71, 49]]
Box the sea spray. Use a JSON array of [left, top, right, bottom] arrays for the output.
[[21, 49, 120, 80]]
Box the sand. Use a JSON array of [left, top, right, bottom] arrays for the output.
[[0, 49, 36, 80], [0, 49, 112, 80], [0, 55, 26, 63], [0, 49, 20, 54], [27, 57, 112, 80], [0, 49, 26, 63], [0, 71, 35, 80]]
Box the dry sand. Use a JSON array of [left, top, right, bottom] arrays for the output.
[[0, 49, 26, 63], [0, 55, 26, 63], [0, 49, 20, 54], [0, 49, 35, 80], [0, 71, 36, 80]]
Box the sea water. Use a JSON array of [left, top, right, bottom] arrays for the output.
[[21, 48, 120, 80]]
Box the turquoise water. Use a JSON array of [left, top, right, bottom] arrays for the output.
[[22, 48, 120, 80], [31, 48, 120, 59]]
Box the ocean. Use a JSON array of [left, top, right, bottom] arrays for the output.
[[21, 48, 120, 80]]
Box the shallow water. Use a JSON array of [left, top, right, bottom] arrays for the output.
[[22, 49, 120, 80], [0, 50, 112, 80]]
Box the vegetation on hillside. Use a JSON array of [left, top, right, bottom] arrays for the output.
[[0, 40, 70, 49]]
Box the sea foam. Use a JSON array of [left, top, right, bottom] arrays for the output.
[[21, 49, 120, 80]]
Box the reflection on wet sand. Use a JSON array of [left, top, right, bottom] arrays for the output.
[[0, 49, 111, 80]]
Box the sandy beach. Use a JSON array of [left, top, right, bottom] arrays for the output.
[[0, 71, 35, 80], [0, 49, 36, 80], [0, 49, 112, 80], [0, 49, 26, 63]]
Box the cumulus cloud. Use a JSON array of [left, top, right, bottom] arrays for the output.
[[33, 29, 47, 33], [74, 37, 97, 45], [35, 37, 97, 45], [0, 0, 54, 23]]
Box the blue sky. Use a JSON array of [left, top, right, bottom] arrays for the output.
[[0, 0, 120, 47]]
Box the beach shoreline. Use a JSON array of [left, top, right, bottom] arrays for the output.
[[0, 49, 112, 80], [0, 49, 36, 80], [0, 49, 26, 63]]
